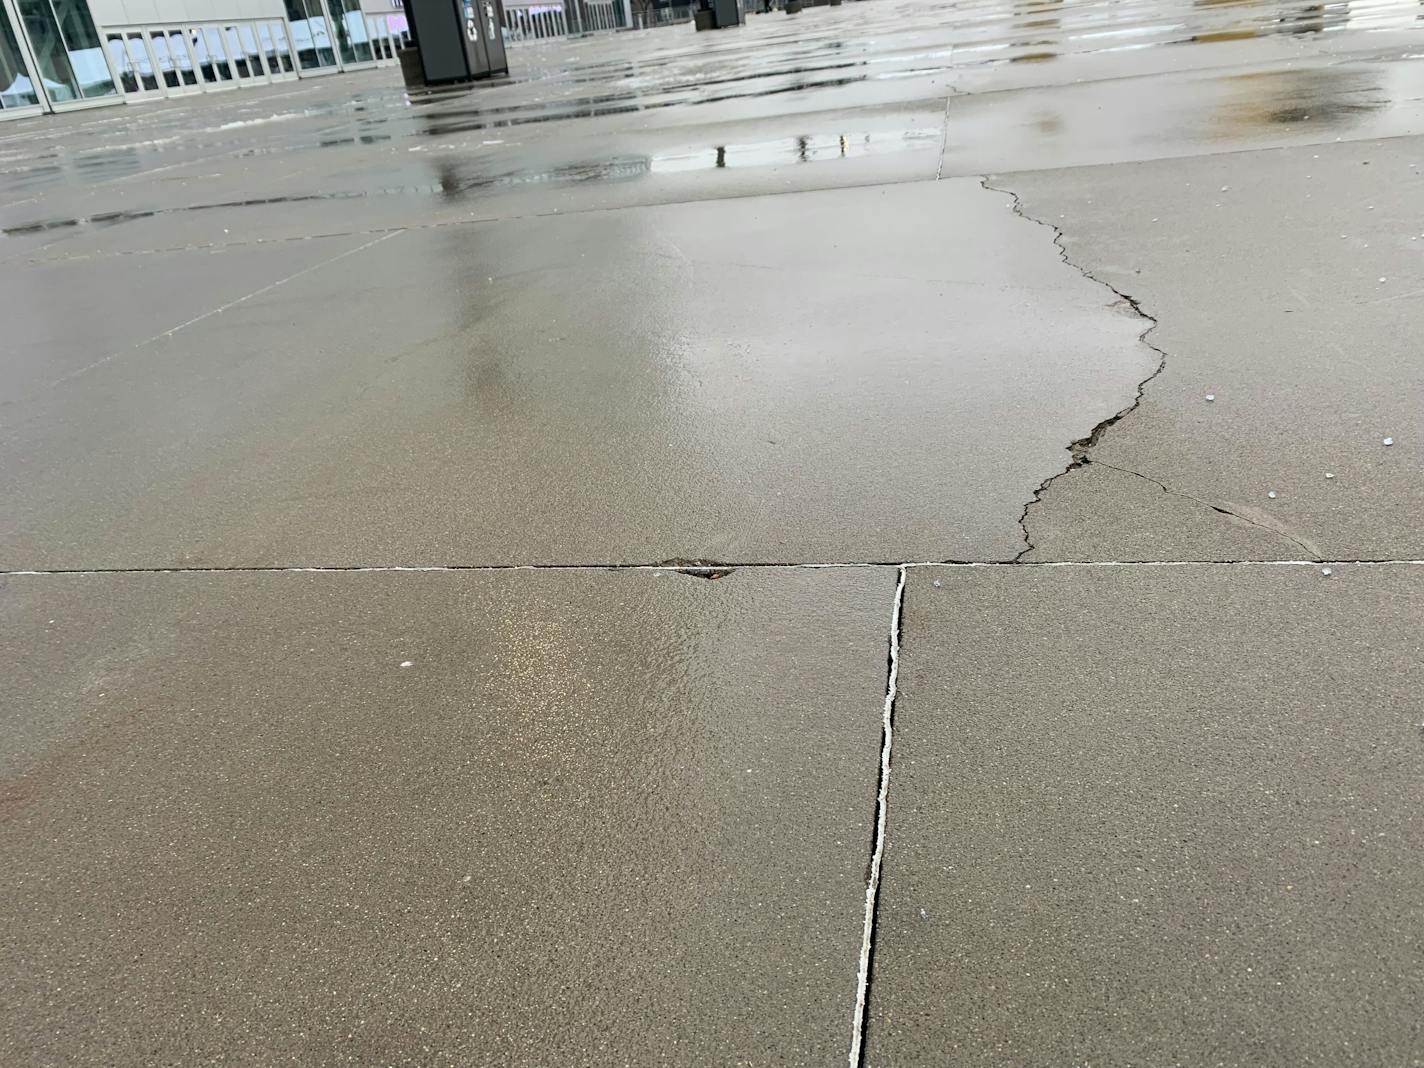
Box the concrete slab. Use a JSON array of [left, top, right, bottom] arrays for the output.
[[0, 564, 891, 1065], [943, 58, 1424, 176], [1002, 136, 1424, 561], [0, 178, 1151, 569], [2, 97, 950, 248], [1026, 460, 1319, 561], [869, 562, 1424, 1066], [0, 234, 379, 400]]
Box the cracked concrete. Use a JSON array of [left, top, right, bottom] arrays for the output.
[[847, 565, 906, 1068], [983, 178, 1170, 561], [869, 562, 1424, 1066], [0, 177, 1147, 570], [4, 0, 1424, 1063], [1001, 135, 1424, 562]]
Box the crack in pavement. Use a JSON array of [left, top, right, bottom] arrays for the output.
[[979, 177, 1169, 563], [848, 564, 906, 1068], [1089, 459, 1321, 559]]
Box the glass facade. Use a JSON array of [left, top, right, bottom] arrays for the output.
[[1, 2, 40, 108], [257, 20, 293, 75], [17, 0, 114, 101], [328, 0, 371, 65], [284, 0, 335, 70], [3, 0, 397, 119]]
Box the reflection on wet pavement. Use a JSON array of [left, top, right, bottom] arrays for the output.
[[2, 130, 938, 234], [3, 2, 1424, 1064], [2, 0, 1422, 230]]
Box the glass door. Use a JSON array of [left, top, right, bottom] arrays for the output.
[[283, 0, 335, 71], [258, 20, 295, 79], [15, 0, 116, 104], [1, 0, 43, 113], [221, 25, 253, 79], [158, 28, 198, 88], [198, 26, 233, 83], [105, 31, 164, 96], [147, 30, 185, 91], [235, 23, 266, 79], [326, 0, 372, 67]]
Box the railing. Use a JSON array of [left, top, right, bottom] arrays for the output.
[[502, 5, 570, 40], [503, 0, 629, 42]]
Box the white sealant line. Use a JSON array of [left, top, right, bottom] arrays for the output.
[[5, 559, 1424, 578], [848, 564, 907, 1068]]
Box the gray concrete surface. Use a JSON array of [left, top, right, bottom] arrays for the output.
[[0, 178, 1148, 568], [1, 566, 890, 1064], [4, 0, 1424, 1062], [1007, 136, 1424, 561], [870, 563, 1424, 1066]]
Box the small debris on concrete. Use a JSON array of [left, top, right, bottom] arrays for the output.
[[1267, 491, 1278, 499], [1321, 568, 1333, 577], [1325, 472, 1335, 479], [1383, 437, 1394, 446], [400, 660, 414, 668], [1205, 394, 1215, 402]]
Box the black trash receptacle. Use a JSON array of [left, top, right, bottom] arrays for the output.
[[694, 0, 741, 28], [406, 0, 508, 84]]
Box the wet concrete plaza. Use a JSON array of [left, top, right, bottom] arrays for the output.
[[3, 0, 1423, 1063]]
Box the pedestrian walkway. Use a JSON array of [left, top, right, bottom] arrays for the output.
[[3, 1, 1422, 1062]]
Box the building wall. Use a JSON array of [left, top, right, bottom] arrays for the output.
[[90, 0, 289, 29], [2, 0, 406, 121]]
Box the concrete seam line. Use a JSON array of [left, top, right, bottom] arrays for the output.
[[4, 560, 1424, 577], [935, 90, 954, 181], [848, 563, 906, 1068]]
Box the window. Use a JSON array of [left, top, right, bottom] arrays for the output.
[[17, 0, 116, 101], [201, 26, 232, 80], [105, 33, 136, 93], [223, 26, 250, 77], [148, 31, 179, 88], [271, 21, 295, 72], [327, 0, 373, 65], [283, 0, 335, 70], [237, 23, 263, 77], [167, 30, 197, 85], [188, 28, 213, 82], [124, 32, 156, 90], [1, 3, 41, 108]]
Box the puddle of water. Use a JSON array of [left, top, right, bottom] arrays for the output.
[[649, 129, 939, 172], [1217, 67, 1389, 130], [2, 128, 938, 234]]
